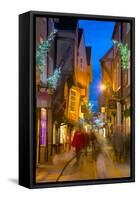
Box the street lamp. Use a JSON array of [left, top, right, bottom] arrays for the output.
[[99, 83, 106, 92]]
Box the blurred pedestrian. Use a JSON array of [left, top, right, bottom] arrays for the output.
[[71, 125, 85, 166], [84, 131, 90, 156], [90, 130, 97, 150], [91, 138, 114, 179], [89, 131, 99, 178], [90, 132, 99, 161], [113, 125, 124, 162]]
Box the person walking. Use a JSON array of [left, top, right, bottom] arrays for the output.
[[84, 131, 90, 156], [90, 130, 97, 151], [113, 125, 124, 162], [90, 133, 110, 179], [89, 130, 98, 178], [71, 125, 85, 166]]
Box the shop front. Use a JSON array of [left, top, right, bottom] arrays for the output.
[[52, 121, 72, 154], [52, 86, 81, 153], [36, 88, 52, 164], [59, 124, 70, 152]]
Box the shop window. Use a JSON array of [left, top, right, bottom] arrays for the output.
[[40, 108, 47, 146]]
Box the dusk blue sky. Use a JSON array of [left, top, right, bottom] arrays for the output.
[[79, 20, 115, 112]]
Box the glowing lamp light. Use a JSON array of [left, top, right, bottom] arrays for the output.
[[88, 102, 91, 107], [99, 83, 106, 91]]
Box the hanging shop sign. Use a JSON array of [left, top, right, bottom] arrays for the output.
[[101, 106, 106, 113], [68, 87, 80, 122], [108, 99, 117, 110], [81, 104, 87, 113]]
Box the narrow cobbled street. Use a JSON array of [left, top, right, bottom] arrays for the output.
[[36, 134, 130, 183]]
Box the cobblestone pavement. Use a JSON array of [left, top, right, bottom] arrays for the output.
[[36, 135, 130, 183]]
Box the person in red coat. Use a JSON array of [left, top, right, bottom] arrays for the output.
[[71, 126, 85, 166]]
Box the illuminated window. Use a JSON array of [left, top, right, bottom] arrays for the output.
[[70, 90, 76, 111], [40, 108, 47, 146]]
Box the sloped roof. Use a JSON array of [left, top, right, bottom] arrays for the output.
[[112, 23, 118, 39], [100, 46, 114, 62], [78, 28, 83, 46]]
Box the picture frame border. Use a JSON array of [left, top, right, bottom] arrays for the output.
[[19, 11, 135, 189]]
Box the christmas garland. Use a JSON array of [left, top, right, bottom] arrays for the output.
[[36, 29, 62, 90], [36, 29, 57, 71], [46, 67, 61, 90], [113, 40, 130, 69], [117, 42, 129, 69]]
